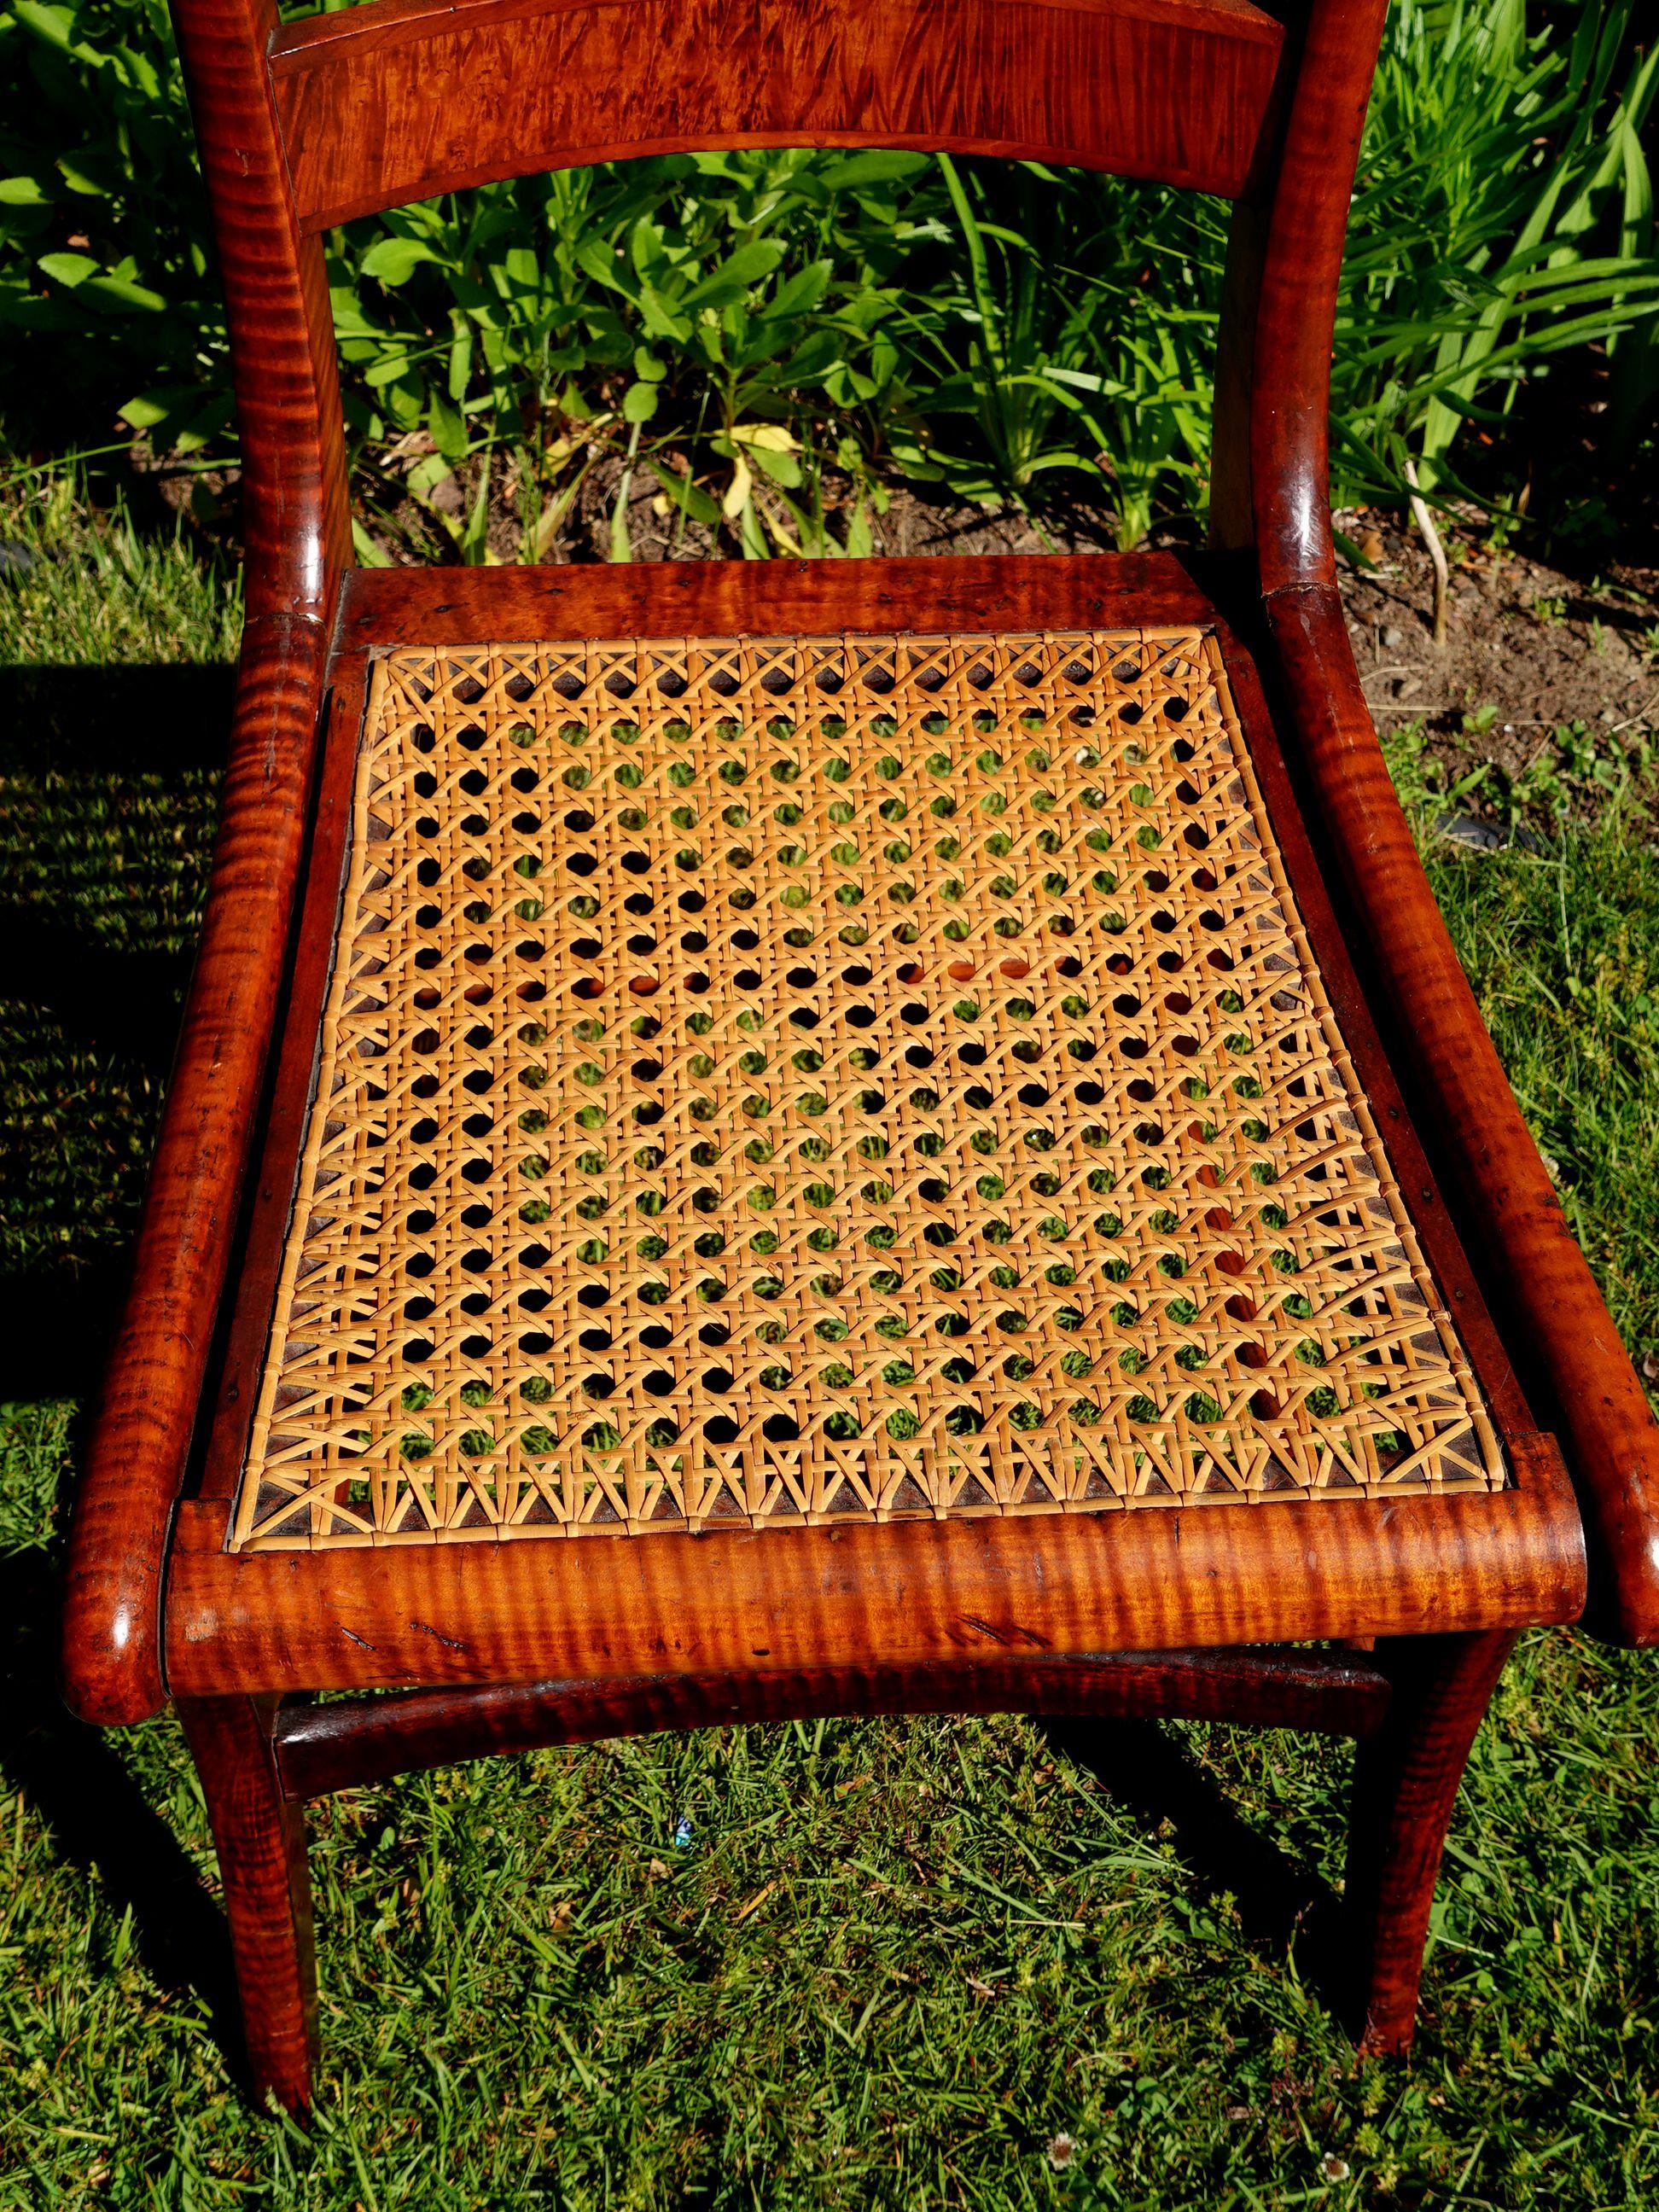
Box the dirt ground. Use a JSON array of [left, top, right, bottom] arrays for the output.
[[1331, 512, 1658, 785]]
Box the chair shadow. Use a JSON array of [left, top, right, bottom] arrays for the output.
[[0, 660, 225, 1400], [2, 661, 254, 2087], [0, 1544, 256, 2096], [0, 1266, 131, 1405], [0, 663, 234, 777], [1043, 1715, 1352, 2005], [0, 907, 195, 1078]]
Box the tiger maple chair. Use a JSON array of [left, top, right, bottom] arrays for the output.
[[60, 0, 1659, 2116]]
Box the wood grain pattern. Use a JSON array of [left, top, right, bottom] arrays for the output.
[[165, 1451, 1582, 1698], [1263, 585, 1659, 1645], [61, 619, 333, 1726], [270, 0, 1288, 235], [178, 1695, 318, 2115], [197, 655, 370, 1516], [1211, 0, 1389, 591], [1345, 1629, 1518, 2053], [61, 0, 353, 1726], [176, 0, 347, 616], [272, 1647, 1395, 1798], [335, 549, 1220, 649]]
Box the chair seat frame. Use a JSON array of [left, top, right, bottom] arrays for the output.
[[60, 0, 1659, 2115]]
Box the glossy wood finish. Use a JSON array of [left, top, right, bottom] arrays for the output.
[[1345, 1629, 1519, 2054], [273, 1646, 1394, 1800], [271, 0, 1288, 234], [330, 545, 1220, 649], [167, 1450, 1583, 1698], [61, 0, 350, 1726], [1246, 0, 1388, 592], [173, 0, 348, 618], [61, 619, 333, 1725], [178, 1695, 318, 2114], [1264, 586, 1659, 1646]]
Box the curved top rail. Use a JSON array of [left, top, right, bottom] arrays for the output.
[[270, 0, 1289, 233]]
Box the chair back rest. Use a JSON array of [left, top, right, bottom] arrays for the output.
[[271, 0, 1290, 233], [167, 0, 1388, 619]]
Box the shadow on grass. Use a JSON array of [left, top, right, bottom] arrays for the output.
[[0, 1540, 255, 2098], [0, 663, 233, 774], [0, 908, 193, 1076], [1045, 1715, 1349, 1988], [1, 661, 224, 1397], [0, 1265, 131, 1403], [0, 658, 254, 2084]]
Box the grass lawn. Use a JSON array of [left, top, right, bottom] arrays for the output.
[[3, 474, 1657, 2209]]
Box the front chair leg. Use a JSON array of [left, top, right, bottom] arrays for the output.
[[1343, 1628, 1518, 2057], [178, 1694, 318, 2114]]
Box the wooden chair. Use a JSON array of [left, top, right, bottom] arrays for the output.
[[60, 0, 1659, 2116]]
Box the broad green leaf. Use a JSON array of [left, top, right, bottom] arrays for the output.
[[746, 443, 801, 487], [13, 1, 78, 50], [352, 518, 395, 568], [645, 458, 720, 526], [679, 242, 786, 311], [55, 151, 111, 196], [78, 273, 166, 312], [447, 314, 473, 403], [762, 262, 831, 323], [37, 250, 98, 288], [635, 282, 691, 342], [359, 236, 439, 286], [428, 387, 468, 463], [737, 495, 768, 559]]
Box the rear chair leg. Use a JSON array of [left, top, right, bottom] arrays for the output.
[[1344, 1628, 1518, 2056], [178, 1694, 317, 2113]]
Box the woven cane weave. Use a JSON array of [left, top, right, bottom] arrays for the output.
[[229, 626, 1505, 1551]]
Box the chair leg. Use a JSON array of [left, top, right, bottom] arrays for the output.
[[1343, 1628, 1518, 2057], [178, 1693, 318, 2114]]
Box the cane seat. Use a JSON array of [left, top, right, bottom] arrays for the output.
[[230, 619, 1504, 1555]]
